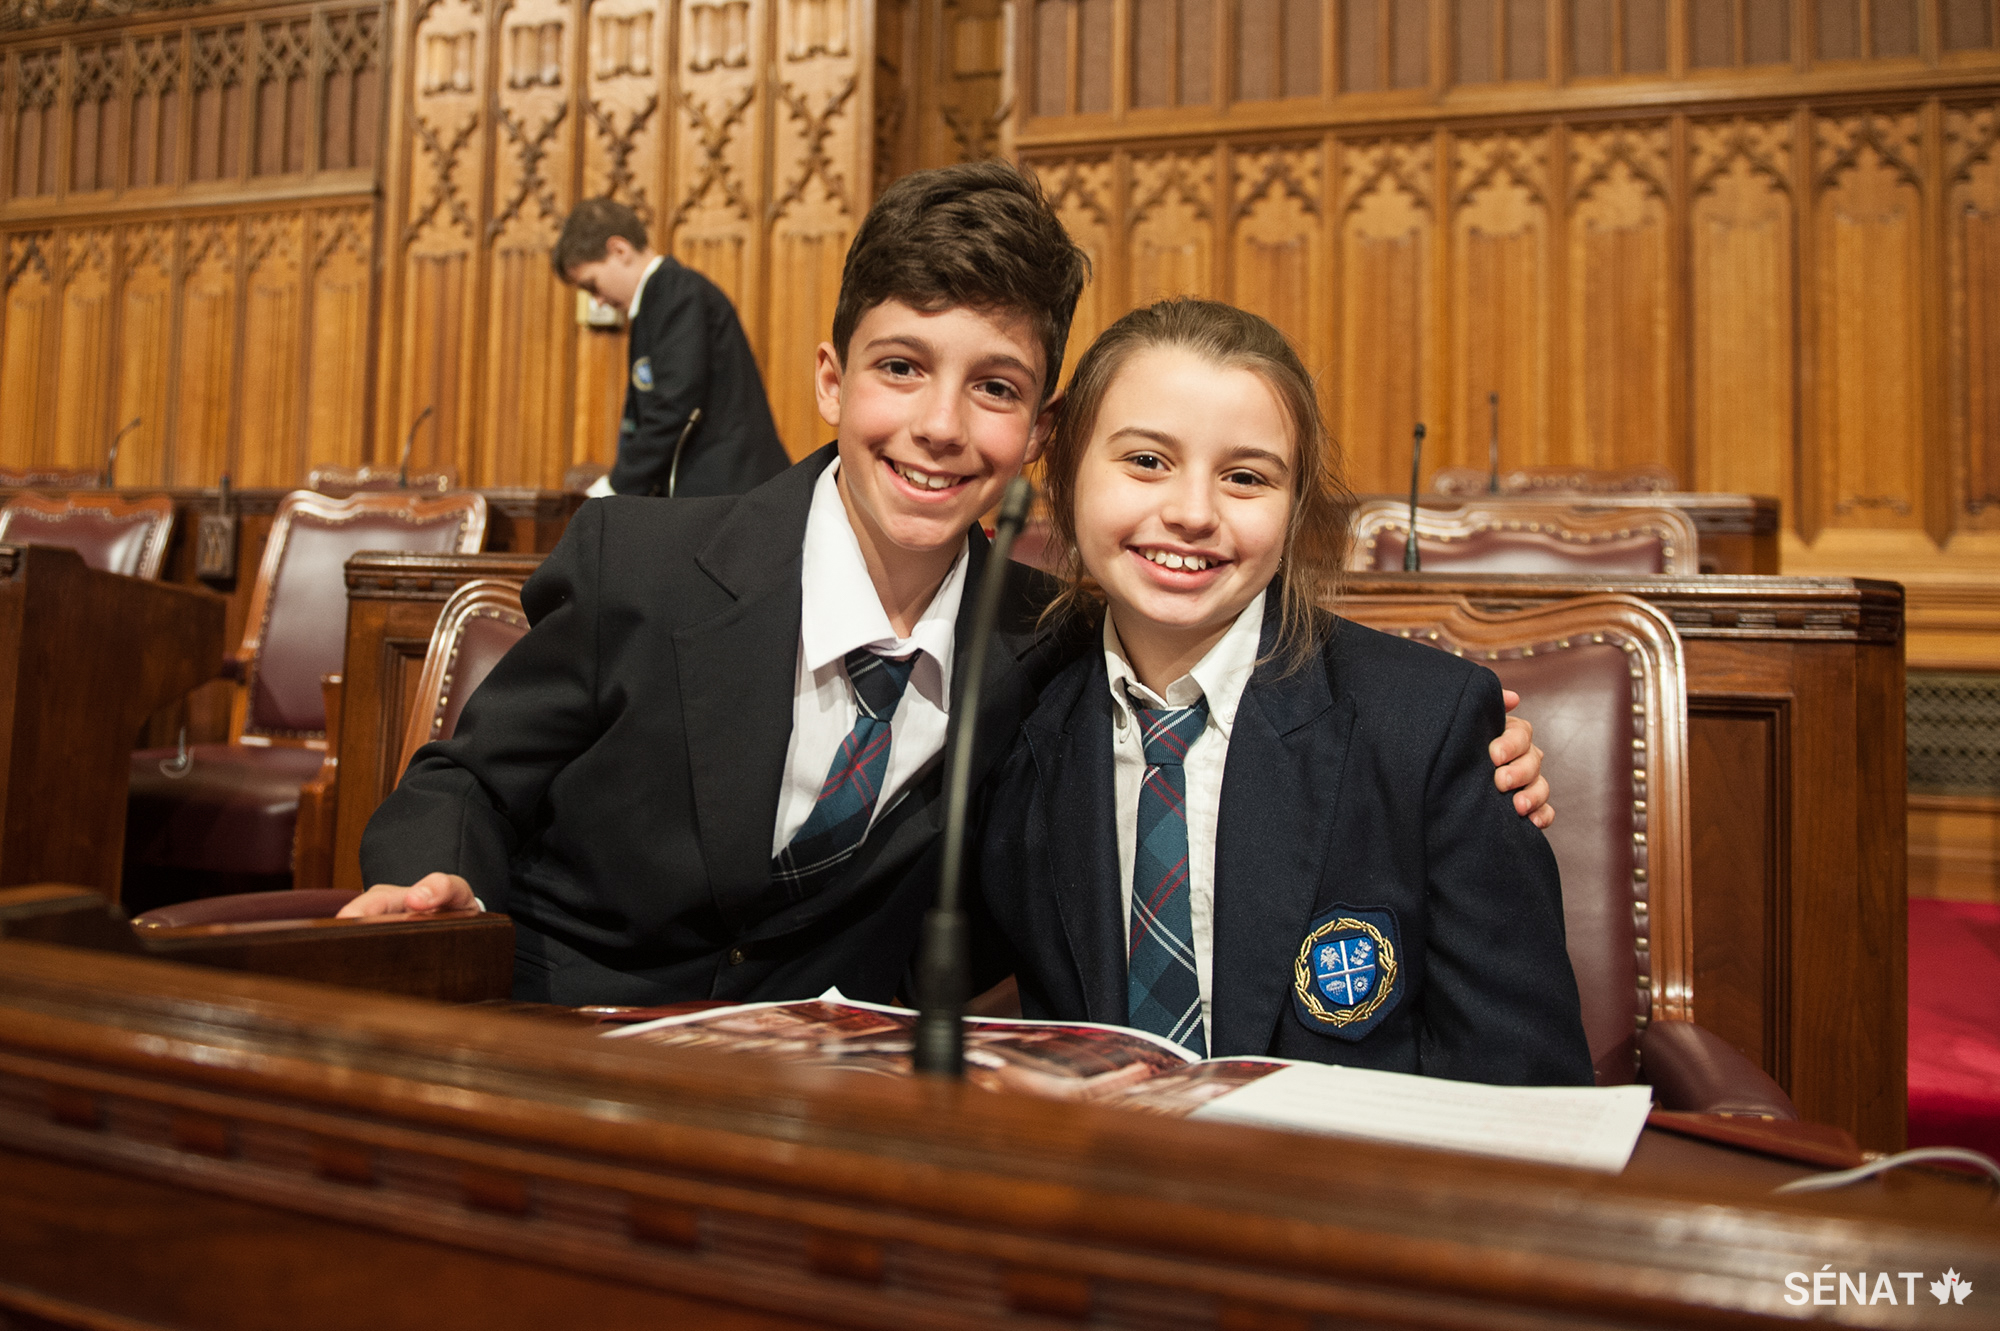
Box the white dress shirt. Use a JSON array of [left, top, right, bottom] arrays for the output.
[[1106, 590, 1265, 1049], [771, 462, 968, 857], [584, 255, 669, 500]]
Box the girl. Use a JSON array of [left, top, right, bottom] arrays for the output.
[[977, 299, 1591, 1085]]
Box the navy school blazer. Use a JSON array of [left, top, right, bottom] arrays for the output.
[[612, 256, 789, 498], [361, 446, 1077, 1007], [972, 595, 1594, 1086]]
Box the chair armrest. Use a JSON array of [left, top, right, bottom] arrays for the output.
[[1639, 1018, 1798, 1119], [132, 889, 362, 928], [291, 674, 344, 892], [218, 650, 252, 683], [135, 909, 514, 1003]]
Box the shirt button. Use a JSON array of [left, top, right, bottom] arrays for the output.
[[728, 947, 747, 965]]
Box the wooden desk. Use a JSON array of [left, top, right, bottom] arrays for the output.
[[1356, 492, 1783, 574], [0, 546, 225, 897], [0, 942, 1987, 1331], [0, 486, 583, 748], [1346, 573, 1905, 1153]]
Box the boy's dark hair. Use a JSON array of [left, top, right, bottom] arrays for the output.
[[551, 199, 649, 278], [833, 162, 1088, 402]]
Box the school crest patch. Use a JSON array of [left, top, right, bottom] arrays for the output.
[[632, 356, 654, 392], [1291, 906, 1402, 1041]]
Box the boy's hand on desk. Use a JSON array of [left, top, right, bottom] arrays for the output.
[[1494, 690, 1554, 830], [336, 872, 478, 918]]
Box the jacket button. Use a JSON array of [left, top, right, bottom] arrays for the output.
[[728, 947, 746, 965]]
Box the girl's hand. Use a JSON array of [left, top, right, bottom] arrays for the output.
[[335, 872, 479, 918], [1492, 690, 1553, 829]]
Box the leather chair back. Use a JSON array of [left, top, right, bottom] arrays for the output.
[[1337, 593, 1692, 1087], [307, 464, 457, 495], [238, 491, 488, 743], [397, 579, 529, 772], [1349, 500, 1700, 576], [1433, 464, 1678, 496], [0, 468, 101, 488], [0, 492, 175, 578]]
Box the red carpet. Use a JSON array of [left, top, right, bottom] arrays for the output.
[[1908, 899, 2000, 1157]]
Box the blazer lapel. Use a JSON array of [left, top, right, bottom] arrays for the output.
[[1034, 658, 1128, 1025], [1209, 608, 1351, 1056], [676, 448, 831, 932]]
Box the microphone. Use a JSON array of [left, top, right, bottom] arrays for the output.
[[664, 408, 703, 498], [913, 474, 1035, 1078], [104, 417, 139, 488], [1403, 423, 1426, 572], [1487, 392, 1500, 493], [400, 405, 434, 488]]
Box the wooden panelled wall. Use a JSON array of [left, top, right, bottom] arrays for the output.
[[0, 1, 383, 486], [1009, 0, 2000, 611], [0, 0, 872, 488], [6, 0, 1999, 595]]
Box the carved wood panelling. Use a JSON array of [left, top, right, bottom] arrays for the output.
[[0, 205, 379, 487], [1034, 156, 1111, 384], [1229, 143, 1324, 381], [1689, 116, 1793, 506], [1946, 100, 2000, 527], [1338, 136, 1434, 494], [1811, 109, 1926, 535], [1450, 130, 1550, 475], [1128, 148, 1214, 304], [1566, 123, 1674, 475]]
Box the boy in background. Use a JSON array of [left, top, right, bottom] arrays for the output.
[[556, 198, 788, 498]]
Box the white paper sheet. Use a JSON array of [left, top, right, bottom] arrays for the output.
[[1190, 1064, 1653, 1173]]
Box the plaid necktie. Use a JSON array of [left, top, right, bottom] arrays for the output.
[[1126, 691, 1210, 1056], [770, 647, 919, 901]]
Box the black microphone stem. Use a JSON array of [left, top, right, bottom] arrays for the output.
[[1403, 423, 1426, 572], [665, 408, 703, 498], [913, 475, 1034, 1078], [401, 405, 434, 488], [104, 417, 139, 488], [1487, 392, 1500, 493]]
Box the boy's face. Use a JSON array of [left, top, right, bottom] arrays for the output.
[[564, 236, 650, 311], [815, 299, 1054, 567]]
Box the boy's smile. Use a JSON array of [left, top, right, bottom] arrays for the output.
[[815, 300, 1054, 629], [1074, 346, 1295, 688]]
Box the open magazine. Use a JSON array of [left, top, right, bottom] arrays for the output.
[[605, 994, 1653, 1173]]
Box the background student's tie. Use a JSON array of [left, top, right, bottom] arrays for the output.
[[1126, 692, 1209, 1057]]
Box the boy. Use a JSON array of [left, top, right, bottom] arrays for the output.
[[556, 198, 788, 498], [345, 163, 1549, 1006]]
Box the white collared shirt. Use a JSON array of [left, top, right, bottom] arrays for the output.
[[626, 253, 665, 320], [771, 462, 968, 857], [1105, 590, 1265, 1050]]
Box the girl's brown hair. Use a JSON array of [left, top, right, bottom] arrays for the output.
[[1038, 298, 1354, 669]]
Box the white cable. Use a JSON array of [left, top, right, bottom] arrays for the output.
[[1774, 1146, 2000, 1196]]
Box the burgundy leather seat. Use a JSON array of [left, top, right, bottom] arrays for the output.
[[125, 491, 488, 909], [1342, 592, 1796, 1117], [396, 580, 530, 770], [0, 492, 175, 578], [137, 579, 529, 926], [1350, 499, 1700, 576]]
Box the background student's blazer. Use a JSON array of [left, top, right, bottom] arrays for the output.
[[362, 446, 1069, 1007], [974, 595, 1595, 1087]]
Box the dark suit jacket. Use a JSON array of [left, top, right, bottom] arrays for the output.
[[975, 596, 1593, 1086], [362, 447, 1072, 1006], [613, 257, 789, 498]]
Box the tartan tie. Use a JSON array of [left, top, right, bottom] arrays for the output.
[[770, 648, 918, 901], [1126, 692, 1209, 1056]]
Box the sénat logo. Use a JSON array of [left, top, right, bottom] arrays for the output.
[[1783, 1266, 1975, 1306]]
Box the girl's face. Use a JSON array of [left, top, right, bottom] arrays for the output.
[[1072, 345, 1296, 674]]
